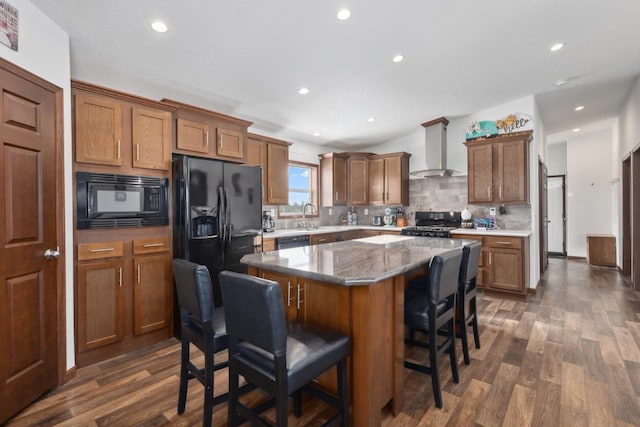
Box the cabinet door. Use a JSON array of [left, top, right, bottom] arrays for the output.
[[132, 107, 172, 170], [368, 158, 385, 205], [247, 138, 267, 201], [133, 253, 172, 335], [260, 269, 298, 320], [76, 259, 124, 351], [467, 144, 494, 204], [349, 158, 368, 205], [334, 157, 348, 205], [216, 127, 244, 159], [176, 118, 210, 154], [497, 140, 528, 203], [487, 248, 523, 293], [267, 143, 289, 204], [384, 156, 403, 205], [74, 92, 123, 166]]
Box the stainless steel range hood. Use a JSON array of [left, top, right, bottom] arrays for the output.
[[409, 117, 461, 177]]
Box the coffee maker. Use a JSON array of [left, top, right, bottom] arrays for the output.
[[262, 211, 275, 232]]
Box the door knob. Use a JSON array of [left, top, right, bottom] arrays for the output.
[[44, 247, 60, 260]]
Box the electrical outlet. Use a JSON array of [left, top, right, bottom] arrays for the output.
[[329, 208, 332, 215], [364, 208, 368, 215], [489, 207, 496, 216]]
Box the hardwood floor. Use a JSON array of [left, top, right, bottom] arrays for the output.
[[6, 258, 640, 426]]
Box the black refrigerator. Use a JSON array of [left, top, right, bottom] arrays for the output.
[[173, 155, 262, 311]]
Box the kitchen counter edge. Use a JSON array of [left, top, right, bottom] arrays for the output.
[[451, 229, 532, 237]]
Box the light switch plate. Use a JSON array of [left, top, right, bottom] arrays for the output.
[[364, 208, 368, 215], [329, 208, 332, 215]]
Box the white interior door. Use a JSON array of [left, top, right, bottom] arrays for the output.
[[548, 176, 565, 254]]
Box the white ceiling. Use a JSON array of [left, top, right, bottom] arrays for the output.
[[31, 0, 640, 149]]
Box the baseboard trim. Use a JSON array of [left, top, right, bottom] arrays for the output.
[[64, 366, 77, 384]]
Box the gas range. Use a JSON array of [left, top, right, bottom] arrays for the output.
[[401, 211, 461, 238]]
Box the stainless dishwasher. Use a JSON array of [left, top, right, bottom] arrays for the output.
[[276, 235, 310, 249]]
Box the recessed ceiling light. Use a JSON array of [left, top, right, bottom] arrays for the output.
[[337, 8, 351, 21], [367, 117, 376, 123], [555, 79, 568, 87], [573, 128, 581, 132], [151, 21, 168, 33], [313, 131, 321, 137], [392, 55, 404, 63], [298, 87, 309, 95], [575, 105, 584, 111], [550, 42, 564, 52]]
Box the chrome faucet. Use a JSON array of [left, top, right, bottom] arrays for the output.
[[302, 203, 317, 228]]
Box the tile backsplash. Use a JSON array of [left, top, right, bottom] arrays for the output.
[[266, 175, 532, 231]]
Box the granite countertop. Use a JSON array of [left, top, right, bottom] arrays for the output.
[[450, 228, 532, 237], [263, 225, 404, 239], [241, 235, 472, 286]]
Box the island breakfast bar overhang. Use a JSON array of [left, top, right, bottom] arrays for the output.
[[240, 235, 471, 426]]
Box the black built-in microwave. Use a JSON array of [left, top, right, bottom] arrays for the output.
[[76, 172, 169, 229]]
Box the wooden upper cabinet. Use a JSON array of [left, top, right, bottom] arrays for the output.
[[348, 155, 368, 205], [163, 98, 252, 162], [247, 133, 291, 205], [267, 142, 289, 204], [497, 139, 528, 202], [465, 130, 531, 205], [320, 153, 348, 206], [132, 107, 171, 170], [176, 118, 209, 153], [74, 92, 123, 166], [367, 153, 410, 206], [368, 157, 385, 205], [216, 127, 244, 159], [467, 143, 493, 204], [73, 81, 174, 172]]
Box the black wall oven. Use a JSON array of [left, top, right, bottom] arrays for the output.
[[76, 172, 169, 229]]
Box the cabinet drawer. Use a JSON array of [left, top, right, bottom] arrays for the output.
[[310, 233, 333, 245], [486, 236, 522, 250], [263, 238, 276, 252], [133, 237, 170, 255], [78, 241, 124, 261]]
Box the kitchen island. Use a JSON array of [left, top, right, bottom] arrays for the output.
[[240, 235, 470, 426]]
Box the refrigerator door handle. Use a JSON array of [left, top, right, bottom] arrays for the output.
[[217, 187, 225, 251], [224, 187, 232, 253]]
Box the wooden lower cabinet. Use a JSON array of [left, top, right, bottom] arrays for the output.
[[262, 237, 276, 252], [133, 252, 172, 335], [76, 258, 125, 352], [259, 269, 299, 320], [75, 237, 172, 366], [453, 234, 528, 295], [310, 233, 333, 245]]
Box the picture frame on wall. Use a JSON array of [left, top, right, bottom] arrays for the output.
[[0, 0, 19, 51]]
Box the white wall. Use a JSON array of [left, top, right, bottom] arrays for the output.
[[566, 128, 614, 257], [0, 0, 73, 369], [367, 95, 536, 176], [548, 141, 567, 175]]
